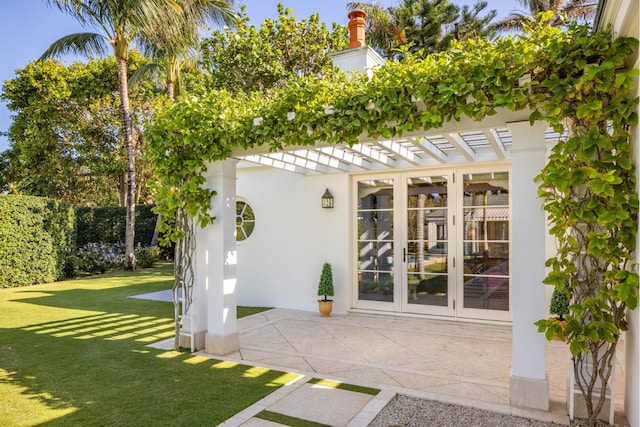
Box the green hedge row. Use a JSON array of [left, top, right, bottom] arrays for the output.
[[0, 195, 159, 288], [76, 204, 157, 247], [0, 195, 76, 288]]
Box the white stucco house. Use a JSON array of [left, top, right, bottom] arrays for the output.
[[181, 1, 639, 424]]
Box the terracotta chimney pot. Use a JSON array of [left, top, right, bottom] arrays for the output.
[[348, 9, 367, 49]]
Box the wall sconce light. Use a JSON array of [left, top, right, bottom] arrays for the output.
[[322, 188, 334, 208]]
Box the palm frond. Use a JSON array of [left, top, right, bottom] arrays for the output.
[[129, 62, 166, 88], [563, 3, 597, 20], [46, 0, 115, 38], [182, 0, 237, 29], [40, 32, 110, 60], [495, 13, 534, 32]]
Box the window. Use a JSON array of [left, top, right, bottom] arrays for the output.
[[236, 201, 255, 241]]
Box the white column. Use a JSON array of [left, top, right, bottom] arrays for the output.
[[626, 54, 639, 427], [201, 159, 239, 355], [187, 159, 239, 352], [508, 120, 549, 410]]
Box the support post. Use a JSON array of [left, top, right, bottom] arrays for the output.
[[202, 159, 239, 355], [509, 120, 550, 410]]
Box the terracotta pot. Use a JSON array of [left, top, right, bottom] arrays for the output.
[[553, 319, 567, 341], [318, 300, 333, 317]]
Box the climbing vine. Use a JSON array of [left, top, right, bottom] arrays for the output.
[[145, 14, 638, 424], [533, 23, 639, 425]]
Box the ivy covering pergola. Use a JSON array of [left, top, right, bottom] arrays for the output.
[[145, 14, 638, 426]]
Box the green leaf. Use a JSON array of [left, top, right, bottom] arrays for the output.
[[585, 328, 599, 342], [356, 109, 369, 120], [576, 104, 590, 119], [545, 328, 555, 340], [570, 340, 585, 355]]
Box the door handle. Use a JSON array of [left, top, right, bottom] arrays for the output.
[[403, 248, 406, 262]]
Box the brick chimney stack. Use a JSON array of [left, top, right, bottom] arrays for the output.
[[331, 9, 383, 77], [348, 9, 367, 49]]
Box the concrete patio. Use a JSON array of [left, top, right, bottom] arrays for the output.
[[149, 307, 628, 426]]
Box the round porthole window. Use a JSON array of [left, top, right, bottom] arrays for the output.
[[236, 201, 255, 241]]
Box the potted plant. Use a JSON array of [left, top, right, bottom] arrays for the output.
[[550, 286, 570, 321], [317, 262, 334, 317], [549, 285, 570, 341]]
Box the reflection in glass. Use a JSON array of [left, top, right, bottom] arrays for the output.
[[359, 271, 394, 302], [358, 211, 393, 241], [463, 243, 509, 275], [406, 175, 449, 306], [463, 172, 509, 206], [358, 179, 394, 209], [462, 172, 509, 311], [406, 242, 447, 273], [358, 242, 394, 270], [463, 275, 509, 311], [358, 179, 394, 302]]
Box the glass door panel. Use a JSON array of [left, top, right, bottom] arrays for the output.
[[353, 168, 511, 320], [357, 179, 395, 303], [404, 175, 451, 313], [461, 172, 510, 313]]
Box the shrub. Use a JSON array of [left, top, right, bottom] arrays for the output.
[[1, 197, 163, 286], [135, 245, 161, 268], [317, 262, 334, 301], [63, 255, 80, 278], [75, 204, 158, 247], [550, 286, 570, 321], [77, 242, 125, 273], [0, 195, 76, 287]]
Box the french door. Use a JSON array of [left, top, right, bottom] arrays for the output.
[[354, 168, 511, 321]]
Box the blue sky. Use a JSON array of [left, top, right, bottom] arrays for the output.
[[0, 0, 517, 152]]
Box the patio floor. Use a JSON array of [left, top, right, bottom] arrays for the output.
[[146, 306, 628, 426]]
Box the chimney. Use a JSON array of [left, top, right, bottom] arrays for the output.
[[331, 9, 383, 77], [348, 9, 367, 49]]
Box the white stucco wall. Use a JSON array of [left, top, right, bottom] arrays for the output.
[[627, 50, 639, 427], [235, 166, 351, 314], [330, 46, 385, 78], [604, 1, 640, 425], [595, 2, 639, 423]]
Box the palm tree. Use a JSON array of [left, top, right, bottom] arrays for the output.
[[41, 0, 234, 269], [133, 0, 236, 101], [496, 0, 597, 32], [130, 1, 235, 251], [40, 0, 180, 269]]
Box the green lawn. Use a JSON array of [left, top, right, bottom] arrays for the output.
[[0, 263, 296, 426]]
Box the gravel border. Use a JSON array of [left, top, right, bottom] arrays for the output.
[[368, 394, 614, 427]]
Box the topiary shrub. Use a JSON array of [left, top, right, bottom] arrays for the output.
[[317, 262, 334, 302], [550, 285, 570, 321]]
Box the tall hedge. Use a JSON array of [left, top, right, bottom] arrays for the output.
[[0, 195, 76, 288], [75, 204, 157, 247]]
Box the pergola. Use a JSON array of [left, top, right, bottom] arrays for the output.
[[236, 125, 565, 175]]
